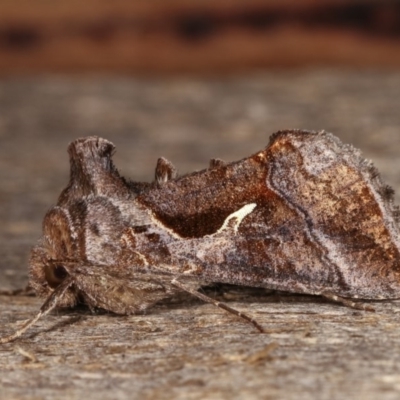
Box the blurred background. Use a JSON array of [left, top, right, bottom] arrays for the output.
[[1, 0, 400, 288]]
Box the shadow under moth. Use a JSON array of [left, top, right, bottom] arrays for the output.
[[2, 129, 400, 343]]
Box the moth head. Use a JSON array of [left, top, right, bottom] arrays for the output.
[[29, 206, 79, 308], [29, 136, 124, 306]]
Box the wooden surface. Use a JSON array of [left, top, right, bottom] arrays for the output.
[[1, 70, 400, 399], [0, 0, 400, 74]]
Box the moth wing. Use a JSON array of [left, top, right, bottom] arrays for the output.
[[71, 267, 175, 315]]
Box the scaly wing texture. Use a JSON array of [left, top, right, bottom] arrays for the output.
[[138, 130, 400, 299]]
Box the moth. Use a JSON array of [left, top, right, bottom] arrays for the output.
[[2, 129, 400, 343]]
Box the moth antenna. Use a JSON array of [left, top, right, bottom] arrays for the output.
[[171, 279, 265, 333], [0, 278, 73, 344]]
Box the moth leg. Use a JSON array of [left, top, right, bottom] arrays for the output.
[[0, 277, 74, 344], [171, 279, 265, 333], [321, 292, 375, 312]]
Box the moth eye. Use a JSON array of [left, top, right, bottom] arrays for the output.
[[54, 265, 68, 280], [45, 264, 68, 288]]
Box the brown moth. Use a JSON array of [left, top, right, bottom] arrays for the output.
[[2, 129, 400, 343]]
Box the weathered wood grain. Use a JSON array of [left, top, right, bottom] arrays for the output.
[[1, 71, 400, 399]]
